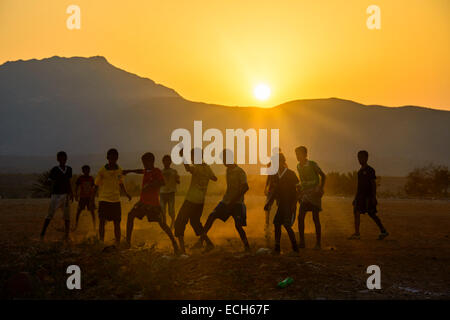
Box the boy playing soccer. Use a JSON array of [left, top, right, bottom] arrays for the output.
[[125, 152, 180, 254], [295, 146, 326, 249], [160, 155, 180, 229], [174, 148, 217, 254], [348, 150, 389, 240], [264, 153, 299, 254], [73, 165, 96, 231], [40, 151, 73, 241], [202, 149, 250, 252], [94, 148, 131, 245]]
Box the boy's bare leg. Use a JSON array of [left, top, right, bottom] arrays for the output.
[[264, 209, 271, 246], [126, 211, 137, 245], [199, 234, 213, 246], [40, 218, 51, 240], [285, 226, 299, 252], [274, 224, 281, 254], [312, 210, 321, 249], [113, 220, 121, 245], [99, 218, 106, 242], [202, 215, 216, 235], [201, 215, 216, 249], [64, 220, 70, 241], [158, 221, 180, 254], [90, 210, 96, 231], [168, 196, 175, 229], [169, 214, 175, 230], [234, 222, 250, 251], [177, 236, 186, 254], [347, 211, 361, 239], [298, 210, 306, 248], [73, 208, 82, 231], [368, 213, 387, 233], [354, 211, 360, 235]]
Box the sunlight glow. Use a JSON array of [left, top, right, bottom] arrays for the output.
[[254, 84, 271, 101]]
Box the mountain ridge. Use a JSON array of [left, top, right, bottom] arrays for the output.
[[0, 56, 449, 175], [3, 56, 446, 111]]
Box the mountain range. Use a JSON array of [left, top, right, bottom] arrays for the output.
[[0, 56, 449, 175]]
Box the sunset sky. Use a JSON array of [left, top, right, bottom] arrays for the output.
[[1, 0, 449, 110]]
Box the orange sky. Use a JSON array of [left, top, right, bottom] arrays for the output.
[[0, 0, 449, 109]]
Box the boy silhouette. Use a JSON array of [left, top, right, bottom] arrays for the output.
[[160, 155, 180, 229], [73, 165, 96, 231], [125, 152, 179, 254], [174, 148, 217, 254], [264, 165, 277, 244], [94, 148, 131, 245], [265, 153, 299, 254], [202, 149, 250, 252], [295, 146, 326, 249], [40, 151, 73, 241], [348, 150, 389, 240]]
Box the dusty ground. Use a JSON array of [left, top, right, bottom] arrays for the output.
[[0, 196, 449, 299]]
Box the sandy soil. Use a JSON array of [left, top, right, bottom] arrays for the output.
[[0, 196, 449, 299]]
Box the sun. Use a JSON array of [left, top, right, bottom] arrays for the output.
[[253, 83, 271, 101]]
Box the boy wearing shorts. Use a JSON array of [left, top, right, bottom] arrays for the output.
[[202, 149, 250, 252], [160, 155, 180, 229], [295, 146, 326, 249], [174, 148, 217, 254], [94, 148, 131, 245], [40, 151, 73, 241], [348, 150, 389, 240], [125, 152, 179, 254], [265, 153, 299, 254], [73, 165, 96, 231]]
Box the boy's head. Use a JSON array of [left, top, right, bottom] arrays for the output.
[[278, 153, 287, 168], [141, 152, 155, 169], [357, 150, 369, 165], [191, 148, 203, 164], [56, 151, 67, 165], [81, 165, 90, 175], [272, 147, 281, 155], [107, 148, 119, 165], [220, 149, 235, 168], [295, 146, 307, 162], [162, 155, 172, 168]]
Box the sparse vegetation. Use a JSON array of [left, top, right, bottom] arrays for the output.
[[30, 171, 52, 198], [405, 164, 449, 198], [324, 172, 358, 196]]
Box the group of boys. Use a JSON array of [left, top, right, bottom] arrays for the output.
[[39, 146, 388, 255]]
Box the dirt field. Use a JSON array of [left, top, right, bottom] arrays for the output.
[[0, 196, 449, 300]]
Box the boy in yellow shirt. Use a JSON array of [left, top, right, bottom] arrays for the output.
[[94, 148, 131, 245]]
